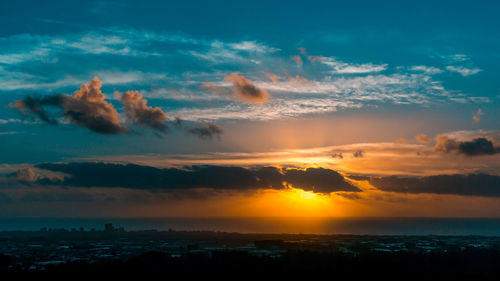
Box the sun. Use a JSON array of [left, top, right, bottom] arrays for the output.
[[290, 187, 318, 200]]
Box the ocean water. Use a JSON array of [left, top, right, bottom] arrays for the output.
[[2, 217, 500, 236]]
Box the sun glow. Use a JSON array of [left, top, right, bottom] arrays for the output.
[[238, 185, 336, 217], [293, 188, 318, 200]]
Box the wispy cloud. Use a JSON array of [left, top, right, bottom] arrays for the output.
[[473, 108, 483, 123], [320, 57, 387, 74], [168, 98, 361, 121], [410, 65, 443, 74], [446, 65, 482, 76], [189, 40, 277, 64], [86, 130, 500, 177]]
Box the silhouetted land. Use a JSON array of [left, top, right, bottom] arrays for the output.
[[3, 224, 500, 279]]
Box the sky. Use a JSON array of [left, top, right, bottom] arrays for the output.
[[1, 0, 500, 218]]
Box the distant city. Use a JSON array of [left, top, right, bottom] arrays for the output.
[[2, 223, 500, 276]]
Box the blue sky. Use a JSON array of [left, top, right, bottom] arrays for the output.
[[1, 0, 499, 162], [1, 0, 500, 217]]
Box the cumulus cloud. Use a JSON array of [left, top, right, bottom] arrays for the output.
[[117, 90, 168, 131], [6, 167, 64, 185], [32, 162, 360, 194], [415, 134, 430, 144], [224, 73, 270, 103], [63, 77, 127, 134], [434, 135, 500, 156], [370, 174, 500, 197], [11, 77, 127, 134], [11, 77, 222, 139], [14, 167, 39, 183]]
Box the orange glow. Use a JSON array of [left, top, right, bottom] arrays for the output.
[[228, 185, 340, 217]]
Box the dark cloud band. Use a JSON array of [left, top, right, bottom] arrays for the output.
[[33, 162, 360, 194], [370, 174, 500, 197]]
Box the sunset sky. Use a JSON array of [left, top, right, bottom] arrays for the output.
[[1, 0, 500, 218]]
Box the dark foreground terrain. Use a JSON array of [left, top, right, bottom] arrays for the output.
[[3, 224, 500, 279]]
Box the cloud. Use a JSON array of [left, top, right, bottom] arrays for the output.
[[11, 77, 127, 134], [295, 47, 380, 74], [283, 167, 358, 193], [11, 77, 223, 138], [291, 55, 303, 66], [410, 66, 443, 74], [473, 109, 483, 123], [263, 72, 279, 84], [32, 162, 360, 194], [5, 166, 64, 185], [224, 73, 270, 103], [394, 138, 408, 144], [434, 135, 500, 156], [117, 90, 168, 131], [186, 122, 223, 140], [169, 98, 360, 121], [13, 167, 39, 183], [0, 29, 199, 67], [441, 54, 470, 63], [200, 82, 229, 95], [332, 152, 343, 159], [298, 47, 323, 63], [228, 41, 279, 53], [9, 95, 63, 125], [287, 75, 310, 86], [63, 77, 128, 134], [446, 66, 482, 76], [20, 189, 97, 203], [318, 54, 387, 74], [415, 134, 430, 144], [370, 174, 500, 197], [189, 40, 276, 64], [353, 150, 364, 158], [256, 72, 463, 106]]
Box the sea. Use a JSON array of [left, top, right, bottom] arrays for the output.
[[3, 217, 500, 236]]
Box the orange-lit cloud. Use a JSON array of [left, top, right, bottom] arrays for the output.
[[11, 77, 127, 134], [11, 77, 222, 138], [298, 47, 324, 63], [117, 90, 168, 131], [394, 137, 408, 144], [473, 108, 483, 123], [263, 72, 279, 83], [416, 133, 430, 143], [291, 55, 303, 66], [224, 73, 270, 103], [287, 74, 310, 86]]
